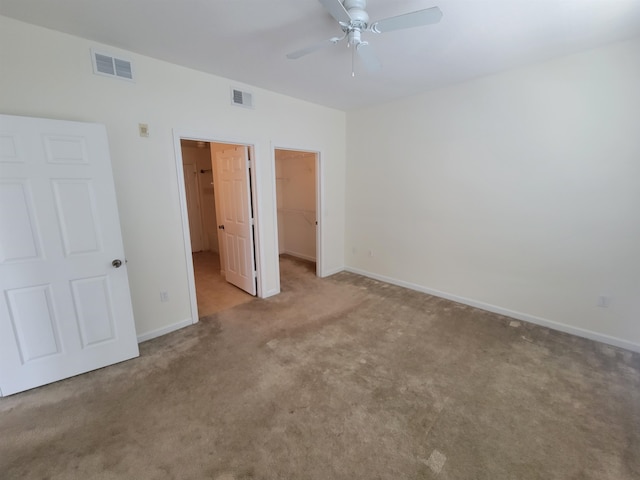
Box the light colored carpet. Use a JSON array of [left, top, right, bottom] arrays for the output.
[[1, 256, 638, 479]]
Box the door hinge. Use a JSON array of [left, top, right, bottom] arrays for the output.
[[247, 159, 252, 169], [250, 218, 254, 226], [253, 270, 258, 279]]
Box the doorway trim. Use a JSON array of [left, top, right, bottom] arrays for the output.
[[272, 144, 324, 278], [173, 130, 264, 325]]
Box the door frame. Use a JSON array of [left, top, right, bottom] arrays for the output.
[[173, 130, 263, 325], [272, 144, 324, 278]]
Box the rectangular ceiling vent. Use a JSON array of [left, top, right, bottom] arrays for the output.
[[231, 88, 253, 109], [91, 49, 134, 81]]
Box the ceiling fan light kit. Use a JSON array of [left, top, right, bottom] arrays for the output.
[[287, 0, 442, 75]]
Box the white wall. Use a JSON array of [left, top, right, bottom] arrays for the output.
[[346, 38, 640, 351], [0, 16, 346, 339], [275, 151, 317, 261]]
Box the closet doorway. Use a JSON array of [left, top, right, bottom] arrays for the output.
[[275, 148, 320, 277], [180, 139, 254, 318]]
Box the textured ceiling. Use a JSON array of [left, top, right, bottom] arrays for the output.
[[2, 0, 640, 110]]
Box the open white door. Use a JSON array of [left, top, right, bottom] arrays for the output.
[[0, 114, 139, 396], [213, 146, 256, 295]]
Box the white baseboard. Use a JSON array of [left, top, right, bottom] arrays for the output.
[[344, 266, 640, 354], [264, 288, 280, 298], [137, 318, 193, 343], [282, 250, 316, 262], [321, 266, 345, 277]]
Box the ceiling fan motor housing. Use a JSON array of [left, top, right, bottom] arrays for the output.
[[342, 0, 369, 47], [342, 0, 369, 29]]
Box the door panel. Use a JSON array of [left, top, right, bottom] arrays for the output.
[[0, 180, 42, 262], [0, 114, 139, 396], [43, 135, 89, 164], [214, 146, 256, 295], [52, 179, 101, 255], [183, 163, 204, 252], [6, 284, 61, 362], [0, 133, 21, 160], [71, 276, 116, 347]]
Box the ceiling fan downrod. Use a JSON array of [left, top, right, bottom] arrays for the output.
[[344, 0, 367, 76]]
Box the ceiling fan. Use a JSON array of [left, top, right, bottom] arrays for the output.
[[286, 0, 442, 74]]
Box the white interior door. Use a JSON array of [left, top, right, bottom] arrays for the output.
[[0, 114, 139, 396], [182, 163, 204, 252], [213, 146, 256, 295]]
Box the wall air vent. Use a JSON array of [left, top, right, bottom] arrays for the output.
[[91, 49, 134, 81], [231, 88, 254, 109]]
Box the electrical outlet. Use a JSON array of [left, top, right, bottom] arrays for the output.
[[368, 250, 374, 257], [352, 247, 357, 254], [597, 295, 611, 308], [160, 291, 169, 302]]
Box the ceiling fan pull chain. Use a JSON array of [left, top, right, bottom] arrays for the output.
[[351, 44, 356, 77]]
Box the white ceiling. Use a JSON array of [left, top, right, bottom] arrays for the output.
[[2, 0, 640, 110]]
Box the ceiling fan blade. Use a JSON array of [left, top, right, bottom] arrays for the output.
[[370, 6, 443, 34], [286, 37, 342, 60], [356, 42, 381, 73], [318, 0, 352, 25]]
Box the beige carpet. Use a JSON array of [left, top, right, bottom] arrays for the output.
[[1, 256, 639, 479]]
